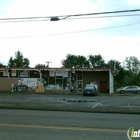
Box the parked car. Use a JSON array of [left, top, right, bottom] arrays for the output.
[[83, 86, 97, 96], [116, 86, 140, 94]]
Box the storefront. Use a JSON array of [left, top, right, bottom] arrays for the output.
[[0, 67, 114, 93]]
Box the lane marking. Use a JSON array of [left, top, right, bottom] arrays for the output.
[[128, 103, 132, 110], [92, 102, 100, 108], [0, 123, 126, 133], [55, 103, 70, 107]]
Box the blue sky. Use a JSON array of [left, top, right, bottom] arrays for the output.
[[0, 0, 140, 67]]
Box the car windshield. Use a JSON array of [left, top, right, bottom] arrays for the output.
[[84, 87, 94, 90]]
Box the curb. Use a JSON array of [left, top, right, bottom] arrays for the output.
[[0, 106, 139, 115]]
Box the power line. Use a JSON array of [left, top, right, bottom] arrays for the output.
[[0, 21, 140, 39], [0, 8, 140, 22], [0, 14, 140, 23]]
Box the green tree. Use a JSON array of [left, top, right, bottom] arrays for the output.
[[75, 55, 90, 68], [23, 58, 30, 67], [61, 54, 89, 68], [8, 51, 30, 67], [0, 62, 6, 67], [122, 56, 140, 86], [8, 57, 15, 67], [35, 64, 46, 68], [88, 54, 106, 68], [106, 60, 121, 69], [123, 56, 140, 75], [106, 59, 125, 90]]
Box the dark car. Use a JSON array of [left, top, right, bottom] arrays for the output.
[[116, 86, 140, 94], [83, 86, 97, 96]]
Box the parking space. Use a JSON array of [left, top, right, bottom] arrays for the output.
[[0, 93, 140, 113]]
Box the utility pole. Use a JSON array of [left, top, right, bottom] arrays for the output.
[[46, 61, 51, 68]]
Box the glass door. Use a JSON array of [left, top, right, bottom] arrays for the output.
[[77, 80, 83, 92]]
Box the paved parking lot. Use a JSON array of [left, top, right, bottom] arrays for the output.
[[0, 93, 140, 114]]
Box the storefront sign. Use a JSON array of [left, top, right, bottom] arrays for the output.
[[3, 70, 8, 76], [20, 71, 29, 78], [50, 71, 55, 77], [63, 71, 68, 77], [11, 70, 16, 76], [56, 71, 63, 76], [56, 71, 68, 77]]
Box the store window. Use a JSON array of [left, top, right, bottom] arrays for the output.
[[48, 71, 69, 90]]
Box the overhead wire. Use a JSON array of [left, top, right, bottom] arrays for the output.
[[0, 8, 140, 39], [0, 8, 140, 23], [0, 21, 140, 39], [0, 14, 140, 23]]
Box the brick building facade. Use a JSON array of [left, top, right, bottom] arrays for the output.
[[0, 68, 114, 93]]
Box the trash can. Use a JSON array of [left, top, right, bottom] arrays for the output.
[[13, 84, 18, 92], [18, 85, 27, 92]]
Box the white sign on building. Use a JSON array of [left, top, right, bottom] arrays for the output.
[[49, 71, 55, 77], [62, 71, 68, 77], [3, 70, 8, 76], [11, 70, 16, 76], [20, 71, 29, 78]]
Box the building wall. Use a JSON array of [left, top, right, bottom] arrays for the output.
[[82, 71, 109, 93], [0, 78, 18, 91], [0, 70, 110, 93]]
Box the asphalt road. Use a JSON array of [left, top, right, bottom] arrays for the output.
[[0, 109, 139, 140], [0, 93, 140, 114]]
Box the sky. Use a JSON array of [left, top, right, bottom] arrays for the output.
[[0, 0, 140, 67]]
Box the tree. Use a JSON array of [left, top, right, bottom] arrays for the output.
[[122, 56, 140, 86], [123, 56, 140, 75], [75, 55, 90, 68], [88, 54, 106, 68], [0, 62, 6, 67], [8, 57, 15, 67], [106, 60, 121, 69], [23, 58, 30, 67], [106, 59, 124, 90], [106, 59, 122, 75], [35, 64, 46, 68], [61, 54, 89, 68], [8, 51, 30, 67]]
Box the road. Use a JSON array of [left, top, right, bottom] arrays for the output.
[[0, 93, 140, 114], [0, 109, 139, 140]]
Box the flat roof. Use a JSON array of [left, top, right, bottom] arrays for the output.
[[0, 67, 113, 71]]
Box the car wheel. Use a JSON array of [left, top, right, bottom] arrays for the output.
[[136, 90, 140, 94], [120, 90, 124, 94]]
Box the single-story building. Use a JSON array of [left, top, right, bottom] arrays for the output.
[[0, 67, 114, 93]]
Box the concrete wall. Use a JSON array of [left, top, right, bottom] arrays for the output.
[[0, 78, 18, 91]]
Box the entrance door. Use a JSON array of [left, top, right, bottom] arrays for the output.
[[100, 81, 107, 93], [77, 80, 83, 92]]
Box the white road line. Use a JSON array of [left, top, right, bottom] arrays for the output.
[[92, 102, 100, 108], [128, 103, 132, 110], [55, 103, 70, 107]]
